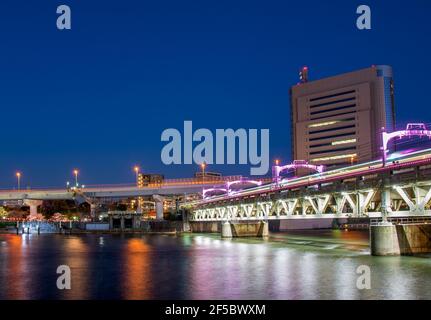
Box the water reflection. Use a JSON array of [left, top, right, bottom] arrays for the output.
[[0, 231, 431, 300], [59, 236, 90, 299], [3, 235, 27, 299], [122, 238, 152, 299]]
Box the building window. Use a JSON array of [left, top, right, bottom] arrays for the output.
[[310, 138, 357, 148], [309, 124, 355, 135], [310, 104, 356, 115], [332, 138, 357, 145], [308, 117, 355, 128], [309, 90, 356, 102], [309, 146, 356, 155], [309, 131, 356, 141], [310, 97, 356, 109], [310, 153, 357, 162], [310, 110, 356, 121], [310, 142, 332, 148]]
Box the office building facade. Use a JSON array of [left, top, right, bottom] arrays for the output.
[[290, 65, 396, 169]]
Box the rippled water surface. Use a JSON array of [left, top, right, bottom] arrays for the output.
[[0, 231, 430, 299]]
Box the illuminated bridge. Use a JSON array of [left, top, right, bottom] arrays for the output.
[[186, 148, 431, 224]]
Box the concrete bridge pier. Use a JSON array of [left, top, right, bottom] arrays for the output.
[[181, 209, 191, 232], [371, 223, 431, 256], [221, 221, 269, 238], [90, 203, 98, 219], [24, 200, 43, 218], [153, 195, 164, 220], [221, 221, 233, 238]]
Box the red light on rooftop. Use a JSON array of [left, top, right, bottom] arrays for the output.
[[299, 66, 309, 83]]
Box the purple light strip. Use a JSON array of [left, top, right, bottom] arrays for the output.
[[382, 123, 431, 155]]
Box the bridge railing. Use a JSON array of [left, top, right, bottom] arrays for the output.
[[83, 175, 247, 189], [0, 187, 68, 193]]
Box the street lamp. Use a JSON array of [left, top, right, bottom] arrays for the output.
[[200, 162, 206, 183], [73, 169, 79, 187], [275, 159, 280, 166], [134, 166, 140, 186], [16, 172, 21, 190]]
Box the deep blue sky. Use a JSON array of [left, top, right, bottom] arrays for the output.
[[0, 0, 430, 188]]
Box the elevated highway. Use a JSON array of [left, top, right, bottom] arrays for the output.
[[0, 175, 271, 219], [0, 176, 250, 201]]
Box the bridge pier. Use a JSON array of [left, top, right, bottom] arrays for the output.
[[90, 203, 98, 220], [181, 209, 191, 232], [371, 223, 431, 256], [108, 212, 142, 230], [189, 220, 269, 238], [153, 195, 164, 220], [221, 221, 233, 238], [222, 221, 269, 238], [24, 200, 43, 218]]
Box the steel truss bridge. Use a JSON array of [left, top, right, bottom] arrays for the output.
[[188, 148, 431, 222]]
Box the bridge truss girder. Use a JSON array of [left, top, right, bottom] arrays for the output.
[[190, 180, 431, 222]]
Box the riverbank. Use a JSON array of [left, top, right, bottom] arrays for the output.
[[0, 228, 179, 235]]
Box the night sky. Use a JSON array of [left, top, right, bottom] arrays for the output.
[[1, 0, 430, 188]]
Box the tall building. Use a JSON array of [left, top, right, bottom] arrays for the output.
[[137, 173, 164, 187], [290, 65, 396, 169]]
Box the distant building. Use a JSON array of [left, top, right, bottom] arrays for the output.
[[136, 173, 164, 216], [290, 65, 396, 169]]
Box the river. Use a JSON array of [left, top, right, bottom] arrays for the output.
[[0, 231, 430, 299]]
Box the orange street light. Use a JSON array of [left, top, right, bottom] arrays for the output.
[[275, 159, 280, 166], [200, 162, 206, 182], [73, 169, 79, 186], [133, 166, 140, 186], [16, 172, 21, 190]]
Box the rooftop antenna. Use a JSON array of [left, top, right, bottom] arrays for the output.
[[299, 66, 309, 83]]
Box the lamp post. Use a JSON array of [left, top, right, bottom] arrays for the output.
[[134, 166, 140, 186], [73, 169, 79, 187], [200, 162, 206, 183], [134, 166, 142, 213], [16, 172, 21, 190]]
